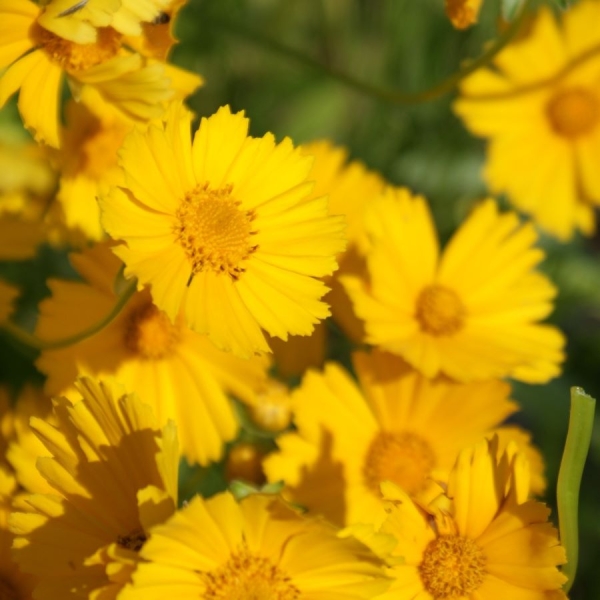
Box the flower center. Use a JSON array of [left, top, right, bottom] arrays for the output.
[[174, 183, 258, 280], [363, 431, 436, 496], [419, 535, 486, 598], [35, 25, 122, 72], [546, 87, 599, 138], [117, 528, 147, 552], [124, 303, 180, 360], [415, 284, 465, 336], [202, 549, 299, 600]]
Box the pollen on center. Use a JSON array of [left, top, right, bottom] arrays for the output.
[[415, 284, 466, 336], [202, 548, 300, 600], [174, 183, 258, 280], [363, 431, 436, 496], [124, 303, 180, 360], [34, 25, 122, 72], [419, 534, 487, 598]]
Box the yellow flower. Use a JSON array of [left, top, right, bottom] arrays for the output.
[[56, 101, 131, 240], [119, 491, 391, 600], [342, 188, 565, 382], [454, 1, 600, 240], [0, 280, 18, 323], [35, 242, 269, 465], [0, 0, 202, 147], [9, 377, 179, 600], [264, 351, 543, 527], [445, 0, 484, 29], [100, 104, 346, 358], [374, 438, 566, 600]]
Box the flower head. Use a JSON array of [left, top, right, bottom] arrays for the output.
[[455, 1, 600, 239], [35, 242, 269, 465], [264, 351, 543, 527], [9, 377, 179, 600], [119, 491, 391, 600], [0, 0, 202, 147], [342, 188, 565, 382], [100, 104, 347, 357], [375, 438, 566, 600]]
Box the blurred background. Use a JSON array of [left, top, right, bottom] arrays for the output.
[[1, 0, 598, 597]]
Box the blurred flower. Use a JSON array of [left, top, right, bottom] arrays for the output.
[[10, 377, 179, 600], [101, 104, 346, 358], [374, 438, 566, 600], [56, 101, 131, 240], [119, 492, 391, 600], [445, 0, 483, 29], [35, 242, 270, 465], [264, 351, 541, 527], [0, 0, 202, 147], [455, 1, 600, 240], [343, 189, 565, 383]]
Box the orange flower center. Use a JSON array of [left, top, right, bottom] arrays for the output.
[[35, 25, 122, 72], [363, 431, 436, 496], [415, 284, 465, 336], [202, 548, 299, 600], [174, 183, 258, 280], [546, 87, 599, 138], [0, 577, 19, 600], [117, 528, 147, 552], [124, 303, 180, 360], [419, 535, 486, 598]]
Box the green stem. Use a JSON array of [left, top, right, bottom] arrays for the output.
[[557, 386, 596, 594], [0, 277, 138, 351], [205, 0, 535, 105]]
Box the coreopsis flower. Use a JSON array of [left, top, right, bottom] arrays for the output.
[[119, 492, 391, 600], [374, 438, 567, 600], [35, 243, 269, 465], [0, 0, 202, 147], [445, 0, 483, 29], [100, 104, 346, 358], [9, 377, 179, 600], [0, 281, 18, 323], [264, 351, 544, 527], [455, 1, 600, 240], [342, 188, 565, 383]]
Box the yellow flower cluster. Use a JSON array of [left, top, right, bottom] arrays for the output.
[[1, 0, 592, 598]]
